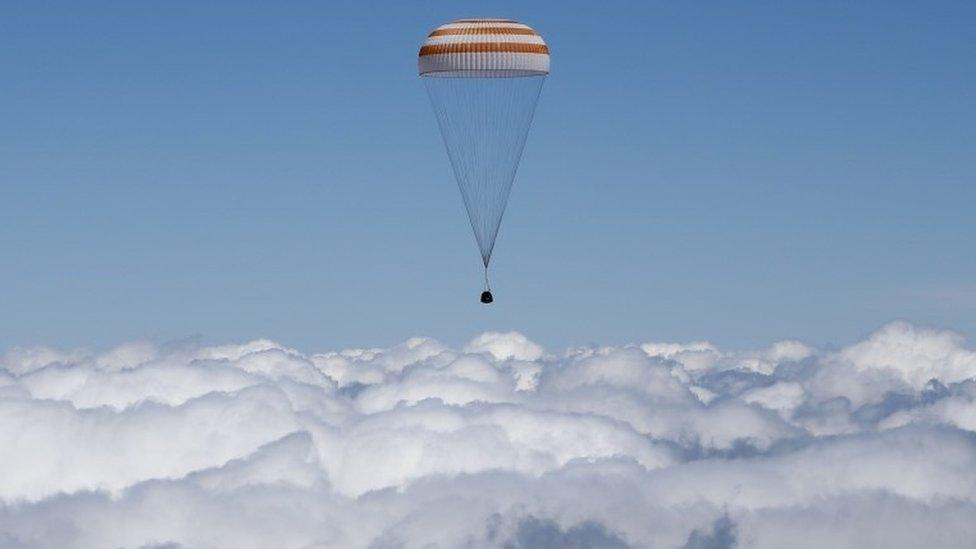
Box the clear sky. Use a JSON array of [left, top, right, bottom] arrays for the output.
[[1, 1, 974, 352]]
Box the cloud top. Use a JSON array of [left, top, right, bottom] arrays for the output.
[[1, 323, 975, 547]]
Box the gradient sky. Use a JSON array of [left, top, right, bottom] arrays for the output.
[[1, 1, 974, 352]]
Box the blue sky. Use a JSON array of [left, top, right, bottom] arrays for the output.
[[1, 1, 974, 352]]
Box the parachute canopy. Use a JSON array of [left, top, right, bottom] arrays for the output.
[[418, 19, 550, 77], [419, 19, 549, 302]]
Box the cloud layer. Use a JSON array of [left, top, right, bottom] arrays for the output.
[[2, 322, 976, 548]]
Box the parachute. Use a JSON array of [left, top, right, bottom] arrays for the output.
[[419, 19, 549, 304]]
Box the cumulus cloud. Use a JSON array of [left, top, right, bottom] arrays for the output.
[[464, 331, 545, 362], [1, 322, 976, 547]]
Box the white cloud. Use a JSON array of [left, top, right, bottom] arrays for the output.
[[464, 331, 545, 362], [1, 322, 975, 547], [838, 321, 976, 387]]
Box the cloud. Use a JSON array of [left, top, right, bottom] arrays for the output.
[[464, 331, 545, 362], [683, 515, 736, 549], [1, 322, 975, 547]]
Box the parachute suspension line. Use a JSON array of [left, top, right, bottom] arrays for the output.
[[424, 74, 544, 301], [481, 265, 493, 304]]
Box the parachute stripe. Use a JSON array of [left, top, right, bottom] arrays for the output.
[[437, 23, 532, 31], [419, 43, 549, 56], [454, 18, 516, 23], [429, 27, 538, 37], [423, 35, 546, 47]]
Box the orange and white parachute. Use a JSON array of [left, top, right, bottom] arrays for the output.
[[418, 19, 550, 77], [419, 19, 550, 303]]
